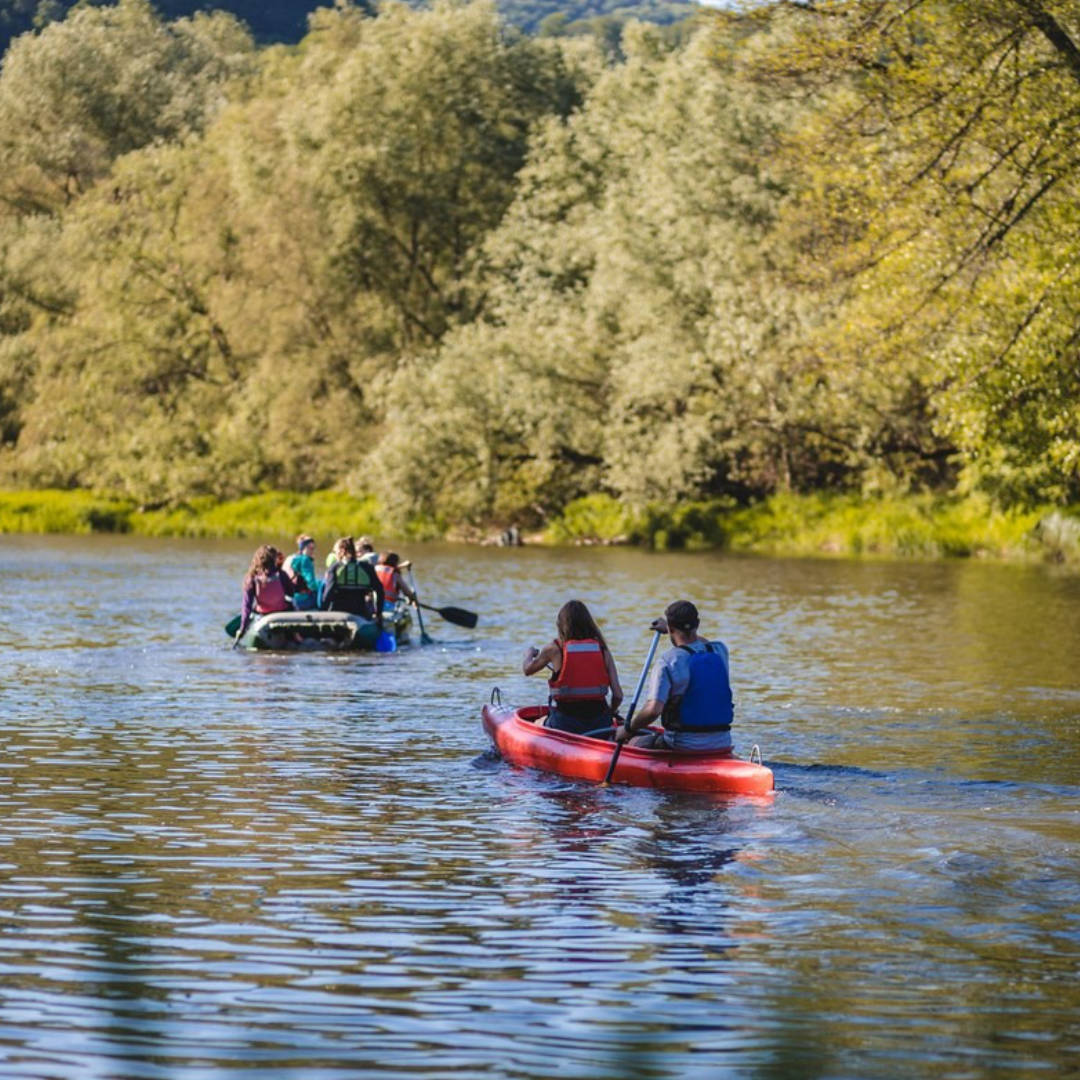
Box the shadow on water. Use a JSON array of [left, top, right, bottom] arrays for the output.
[[773, 758, 1080, 815], [769, 760, 889, 805], [69, 856, 172, 1064]]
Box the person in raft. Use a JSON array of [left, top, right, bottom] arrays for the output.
[[374, 552, 416, 612], [321, 536, 385, 627], [356, 535, 379, 566], [614, 600, 733, 751], [284, 534, 319, 610], [236, 544, 297, 640], [522, 599, 623, 736], [326, 535, 377, 569]]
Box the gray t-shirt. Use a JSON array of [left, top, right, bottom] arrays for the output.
[[647, 638, 732, 751]]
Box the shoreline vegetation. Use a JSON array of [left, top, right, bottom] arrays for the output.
[[2, 489, 1078, 567]]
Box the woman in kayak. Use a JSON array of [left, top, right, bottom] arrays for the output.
[[236, 544, 296, 640], [522, 600, 623, 736]]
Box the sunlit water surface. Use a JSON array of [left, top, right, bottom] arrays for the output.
[[0, 535, 1078, 1079]]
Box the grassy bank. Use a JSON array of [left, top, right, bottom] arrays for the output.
[[3, 488, 1079, 566], [545, 492, 1080, 565], [0, 489, 381, 541]]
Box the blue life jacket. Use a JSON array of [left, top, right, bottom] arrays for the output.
[[664, 642, 733, 732]]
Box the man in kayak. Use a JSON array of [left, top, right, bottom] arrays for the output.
[[614, 600, 733, 751]]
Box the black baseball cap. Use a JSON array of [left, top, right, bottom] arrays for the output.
[[665, 600, 699, 632]]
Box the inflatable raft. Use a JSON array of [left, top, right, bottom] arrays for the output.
[[482, 702, 774, 796], [231, 604, 412, 651]]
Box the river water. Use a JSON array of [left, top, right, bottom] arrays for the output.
[[0, 534, 1077, 1079]]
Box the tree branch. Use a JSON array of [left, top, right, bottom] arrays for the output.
[[1012, 0, 1080, 85]]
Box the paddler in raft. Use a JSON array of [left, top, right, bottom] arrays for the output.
[[235, 544, 297, 642], [283, 534, 319, 610], [614, 600, 733, 751], [522, 599, 623, 735], [321, 536, 385, 628], [357, 535, 379, 566], [374, 552, 416, 612]]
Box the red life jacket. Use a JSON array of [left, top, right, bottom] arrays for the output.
[[254, 574, 290, 614], [375, 564, 397, 602], [549, 639, 610, 702]]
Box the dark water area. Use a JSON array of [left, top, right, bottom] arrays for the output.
[[0, 534, 1078, 1078]]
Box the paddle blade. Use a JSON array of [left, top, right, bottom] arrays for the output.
[[375, 630, 397, 653], [435, 605, 477, 629], [224, 614, 242, 637]]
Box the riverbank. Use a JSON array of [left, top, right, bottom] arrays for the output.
[[0, 490, 380, 542], [1, 488, 1078, 566], [547, 492, 1080, 565]]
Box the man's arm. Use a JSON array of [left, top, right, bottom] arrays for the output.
[[397, 571, 417, 603], [617, 698, 663, 738], [614, 656, 670, 741]]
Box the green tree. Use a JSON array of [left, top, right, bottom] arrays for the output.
[[0, 0, 254, 214], [374, 19, 835, 527], [762, 0, 1080, 504], [1, 0, 585, 504], [293, 0, 582, 352]]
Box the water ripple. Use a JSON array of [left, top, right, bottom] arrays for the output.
[[0, 537, 1077, 1077]]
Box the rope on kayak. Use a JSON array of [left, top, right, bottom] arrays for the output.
[[490, 686, 502, 705], [749, 744, 762, 765]]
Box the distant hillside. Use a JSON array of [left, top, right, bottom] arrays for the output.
[[1, 0, 310, 48], [0, 0, 700, 53]]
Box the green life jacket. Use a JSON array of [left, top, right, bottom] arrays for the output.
[[335, 560, 374, 589], [327, 559, 376, 615]]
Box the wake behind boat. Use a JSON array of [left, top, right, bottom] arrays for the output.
[[482, 702, 774, 796]]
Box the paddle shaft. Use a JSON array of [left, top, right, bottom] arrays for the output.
[[603, 629, 663, 785], [408, 568, 434, 645]]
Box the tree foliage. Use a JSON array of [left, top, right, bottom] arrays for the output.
[[1, 0, 1078, 525], [0, 0, 254, 213], [760, 0, 1080, 504]]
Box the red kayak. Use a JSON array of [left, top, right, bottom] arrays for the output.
[[482, 703, 774, 796]]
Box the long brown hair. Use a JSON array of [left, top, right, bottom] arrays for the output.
[[243, 544, 279, 590], [332, 536, 356, 563], [555, 599, 607, 650]]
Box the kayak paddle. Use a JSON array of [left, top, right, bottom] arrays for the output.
[[415, 600, 477, 629], [602, 628, 662, 786], [224, 613, 241, 637]]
